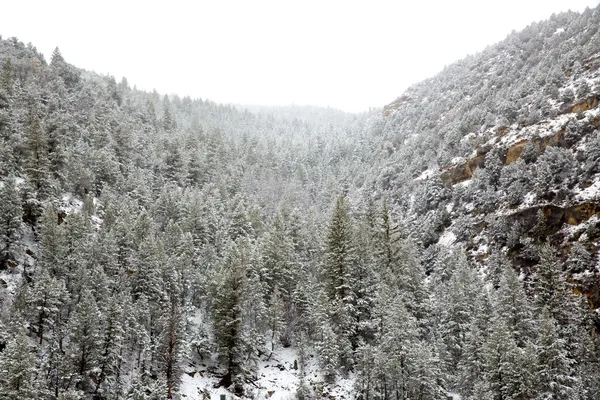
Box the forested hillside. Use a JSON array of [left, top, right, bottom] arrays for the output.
[[1, 5, 600, 400]]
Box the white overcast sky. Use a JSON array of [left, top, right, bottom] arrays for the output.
[[1, 0, 599, 112]]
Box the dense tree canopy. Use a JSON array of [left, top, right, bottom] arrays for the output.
[[1, 4, 600, 399]]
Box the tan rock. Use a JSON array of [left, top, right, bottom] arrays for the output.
[[504, 140, 529, 164], [571, 95, 599, 114]]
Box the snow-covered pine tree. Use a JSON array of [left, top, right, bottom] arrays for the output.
[[371, 290, 420, 400], [457, 290, 492, 398], [210, 239, 264, 394], [495, 264, 536, 347], [438, 251, 481, 377], [25, 267, 67, 345], [0, 329, 41, 399], [323, 194, 358, 368], [0, 58, 14, 96], [69, 288, 104, 392], [95, 293, 126, 397], [482, 312, 537, 400], [0, 174, 22, 270], [536, 307, 578, 400]]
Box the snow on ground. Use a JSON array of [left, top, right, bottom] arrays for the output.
[[414, 168, 436, 181], [0, 223, 37, 309], [438, 229, 457, 247], [482, 102, 600, 153], [60, 193, 83, 215], [575, 178, 600, 201], [455, 179, 472, 188], [495, 112, 573, 148], [179, 346, 355, 400], [0, 268, 21, 304], [521, 192, 536, 208], [471, 243, 489, 258], [450, 156, 466, 166]]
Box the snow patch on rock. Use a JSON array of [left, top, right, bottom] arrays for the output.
[[438, 230, 457, 247]]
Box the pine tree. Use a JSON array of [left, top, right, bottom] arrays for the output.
[[536, 308, 578, 400], [485, 248, 512, 288], [372, 292, 420, 400], [535, 243, 585, 350], [483, 314, 535, 400], [45, 332, 74, 400], [51, 47, 65, 66], [157, 260, 188, 399], [95, 294, 126, 397], [457, 291, 492, 398], [317, 321, 341, 382], [374, 199, 401, 278], [495, 265, 535, 347], [25, 267, 67, 345], [262, 224, 298, 345], [351, 198, 380, 343], [262, 213, 297, 299], [574, 324, 600, 400], [0, 329, 40, 399], [210, 240, 263, 393], [355, 343, 378, 399], [227, 195, 254, 241], [50, 47, 80, 88], [407, 341, 445, 400], [133, 236, 165, 303], [395, 238, 430, 327], [0, 175, 22, 270], [323, 194, 358, 366], [439, 252, 481, 374], [162, 95, 175, 132], [69, 289, 104, 391], [131, 294, 153, 375], [162, 140, 186, 185], [0, 58, 14, 96], [567, 243, 597, 293], [266, 288, 285, 355], [325, 195, 356, 304], [25, 114, 53, 200]]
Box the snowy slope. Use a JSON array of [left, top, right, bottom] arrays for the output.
[[179, 347, 355, 400]]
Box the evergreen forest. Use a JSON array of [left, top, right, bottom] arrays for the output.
[[2, 5, 600, 400]]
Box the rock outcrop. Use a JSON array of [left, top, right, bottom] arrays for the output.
[[440, 153, 486, 184], [503, 129, 568, 165], [382, 95, 412, 117], [505, 200, 600, 233], [504, 140, 529, 165], [572, 95, 599, 114]]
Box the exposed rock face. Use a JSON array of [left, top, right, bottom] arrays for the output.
[[505, 201, 600, 232], [439, 94, 600, 185], [440, 153, 486, 184], [440, 166, 469, 184], [572, 95, 599, 114], [504, 140, 529, 165], [503, 129, 568, 165], [592, 113, 600, 128], [382, 95, 412, 117], [506, 204, 565, 233], [566, 202, 600, 225], [504, 201, 600, 308], [440, 126, 579, 184]]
